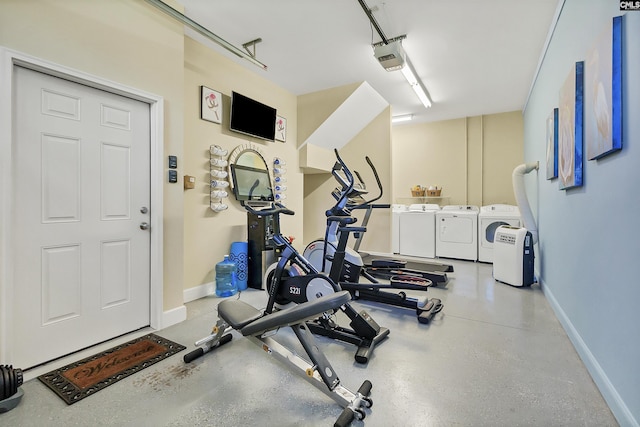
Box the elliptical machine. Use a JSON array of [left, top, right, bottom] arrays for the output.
[[303, 150, 444, 324], [305, 152, 449, 286], [252, 202, 389, 364]]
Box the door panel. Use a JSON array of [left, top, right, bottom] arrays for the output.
[[12, 66, 151, 368], [101, 142, 131, 219], [41, 244, 82, 324], [41, 134, 81, 222]]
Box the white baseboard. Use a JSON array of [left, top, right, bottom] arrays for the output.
[[183, 282, 214, 303], [161, 304, 186, 329], [541, 279, 638, 427]]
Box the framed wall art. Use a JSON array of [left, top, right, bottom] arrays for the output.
[[275, 116, 287, 142], [585, 15, 623, 160], [558, 61, 584, 190], [201, 86, 222, 124], [546, 108, 558, 180]]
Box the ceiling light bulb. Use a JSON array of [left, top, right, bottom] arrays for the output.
[[412, 83, 432, 108], [400, 64, 418, 86], [400, 60, 432, 109], [392, 114, 414, 123]]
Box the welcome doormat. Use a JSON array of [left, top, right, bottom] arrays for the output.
[[38, 333, 185, 405]]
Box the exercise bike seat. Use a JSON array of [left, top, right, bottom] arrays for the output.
[[218, 291, 352, 338]]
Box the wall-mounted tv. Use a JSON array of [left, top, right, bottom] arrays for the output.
[[230, 91, 277, 141], [230, 164, 274, 204]]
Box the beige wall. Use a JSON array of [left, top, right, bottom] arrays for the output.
[[392, 111, 524, 207], [0, 0, 186, 310], [183, 37, 300, 290], [301, 102, 392, 254], [339, 109, 393, 254], [481, 112, 525, 204]]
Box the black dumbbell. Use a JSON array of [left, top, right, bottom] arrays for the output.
[[0, 365, 23, 400]]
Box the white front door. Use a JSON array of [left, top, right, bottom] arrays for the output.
[[12, 66, 151, 369]]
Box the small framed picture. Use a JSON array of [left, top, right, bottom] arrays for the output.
[[201, 86, 222, 124], [275, 115, 287, 142]]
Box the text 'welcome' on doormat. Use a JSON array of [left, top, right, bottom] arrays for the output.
[[38, 333, 186, 405]]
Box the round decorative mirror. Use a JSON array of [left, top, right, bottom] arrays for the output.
[[227, 143, 273, 204], [227, 143, 269, 175], [236, 150, 268, 170]]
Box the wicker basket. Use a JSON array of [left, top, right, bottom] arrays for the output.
[[426, 188, 442, 197], [411, 189, 426, 197]]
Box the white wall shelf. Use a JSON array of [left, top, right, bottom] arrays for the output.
[[396, 196, 450, 204]]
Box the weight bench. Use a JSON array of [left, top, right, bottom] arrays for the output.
[[184, 291, 373, 426]]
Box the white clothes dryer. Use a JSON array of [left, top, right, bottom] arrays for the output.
[[435, 205, 479, 261], [478, 204, 522, 263], [398, 204, 440, 258], [391, 204, 409, 254]]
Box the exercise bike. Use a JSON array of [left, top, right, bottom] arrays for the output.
[[183, 291, 373, 426], [253, 202, 389, 364], [303, 149, 444, 324]]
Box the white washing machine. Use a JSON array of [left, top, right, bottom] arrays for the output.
[[478, 204, 522, 263], [435, 205, 479, 261], [398, 204, 440, 258], [391, 204, 409, 254]]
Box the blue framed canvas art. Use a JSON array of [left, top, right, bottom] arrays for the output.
[[585, 15, 623, 160], [546, 108, 558, 180], [558, 61, 584, 190]]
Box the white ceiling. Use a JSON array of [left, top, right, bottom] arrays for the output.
[[176, 0, 560, 124]]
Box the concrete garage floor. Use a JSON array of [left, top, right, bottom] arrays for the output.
[[3, 259, 618, 426]]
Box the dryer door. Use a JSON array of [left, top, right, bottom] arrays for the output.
[[439, 215, 474, 243]]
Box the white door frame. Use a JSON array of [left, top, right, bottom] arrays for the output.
[[0, 47, 165, 364]]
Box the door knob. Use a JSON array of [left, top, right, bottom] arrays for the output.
[[140, 207, 149, 214], [140, 222, 149, 230]]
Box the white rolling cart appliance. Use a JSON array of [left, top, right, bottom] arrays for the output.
[[435, 205, 479, 261], [478, 204, 521, 263], [493, 162, 539, 287]]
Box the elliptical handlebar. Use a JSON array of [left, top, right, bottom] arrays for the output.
[[331, 152, 385, 212], [327, 149, 356, 217], [351, 156, 384, 209], [243, 202, 295, 217]]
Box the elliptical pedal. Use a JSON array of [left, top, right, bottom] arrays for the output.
[[417, 298, 444, 324], [389, 274, 432, 290], [370, 259, 406, 268]]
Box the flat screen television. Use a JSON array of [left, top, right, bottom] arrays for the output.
[[230, 91, 277, 141], [230, 164, 274, 204]]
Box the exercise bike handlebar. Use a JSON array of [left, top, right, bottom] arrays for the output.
[[243, 202, 295, 217]]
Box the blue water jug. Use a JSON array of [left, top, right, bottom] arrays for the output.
[[229, 241, 248, 291], [215, 255, 237, 297]]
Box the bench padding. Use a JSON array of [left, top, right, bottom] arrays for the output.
[[218, 291, 351, 337]]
